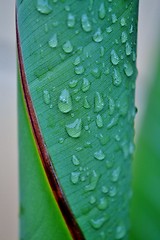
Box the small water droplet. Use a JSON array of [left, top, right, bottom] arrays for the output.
[[107, 115, 119, 129], [102, 186, 109, 193], [111, 13, 117, 23], [132, 51, 136, 62], [62, 40, 73, 53], [81, 14, 92, 32], [124, 61, 133, 77], [112, 68, 122, 86], [96, 114, 103, 128], [106, 26, 112, 33], [106, 159, 113, 169], [115, 223, 126, 239], [91, 67, 101, 78], [75, 65, 85, 75], [36, 0, 52, 14], [65, 118, 82, 138], [98, 133, 109, 146], [120, 17, 126, 26], [90, 216, 107, 229], [43, 90, 50, 105], [121, 31, 128, 43], [80, 175, 86, 182], [94, 92, 104, 113], [64, 5, 70, 12], [99, 3, 106, 19], [108, 97, 115, 115], [58, 137, 64, 144], [74, 56, 81, 66], [67, 13, 75, 28], [85, 170, 100, 192], [111, 50, 119, 65], [93, 28, 103, 43], [71, 171, 80, 184], [94, 149, 105, 161], [72, 155, 80, 166], [44, 23, 48, 33], [111, 167, 121, 182], [100, 46, 105, 57], [83, 96, 91, 109], [81, 78, 90, 92], [69, 79, 78, 88], [109, 186, 117, 197], [58, 89, 72, 113], [89, 195, 96, 204], [48, 33, 58, 48], [125, 42, 132, 56], [98, 197, 108, 210]]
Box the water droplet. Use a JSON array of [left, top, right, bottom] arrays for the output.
[[83, 96, 91, 109], [94, 92, 104, 113], [112, 68, 122, 86], [71, 171, 80, 184], [115, 223, 126, 239], [81, 14, 92, 32], [65, 118, 82, 138], [90, 216, 107, 229], [99, 3, 106, 19], [109, 186, 117, 197], [100, 231, 106, 239], [58, 137, 64, 144], [111, 167, 121, 182], [125, 42, 132, 56], [75, 65, 85, 75], [106, 26, 112, 33], [93, 28, 103, 43], [68, 79, 78, 88], [74, 56, 81, 66], [108, 97, 115, 115], [85, 170, 100, 192], [44, 23, 48, 33], [120, 17, 126, 26], [36, 0, 52, 14], [121, 31, 128, 43], [132, 51, 136, 62], [91, 67, 101, 78], [62, 40, 73, 53], [89, 195, 96, 204], [80, 175, 86, 182], [111, 13, 117, 23], [94, 150, 105, 161], [81, 78, 90, 92], [107, 115, 119, 129], [111, 50, 119, 65], [98, 133, 109, 146], [117, 93, 128, 116], [43, 90, 50, 105], [67, 13, 75, 28], [100, 46, 105, 57], [48, 33, 58, 48], [75, 95, 81, 102], [129, 24, 134, 34], [124, 61, 133, 77], [102, 186, 108, 193], [98, 197, 108, 210], [64, 5, 70, 12], [58, 89, 72, 113], [72, 155, 80, 166], [96, 114, 103, 128]]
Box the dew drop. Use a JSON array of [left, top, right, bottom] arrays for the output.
[[94, 149, 105, 161], [111, 50, 119, 65], [75, 65, 85, 75], [121, 31, 128, 44], [93, 28, 103, 43], [106, 159, 113, 169], [112, 68, 122, 86], [99, 3, 106, 19], [94, 92, 104, 113], [125, 42, 132, 56], [111, 167, 121, 182], [106, 26, 112, 33], [90, 216, 107, 229], [62, 40, 73, 53], [58, 89, 72, 113], [107, 115, 119, 129], [48, 33, 58, 48], [43, 90, 50, 105], [111, 13, 117, 23], [98, 133, 109, 146], [85, 170, 100, 192], [36, 0, 52, 14], [108, 97, 115, 115], [98, 197, 108, 210], [72, 155, 80, 166], [96, 114, 103, 128], [68, 79, 78, 88], [67, 13, 75, 28], [74, 56, 81, 66], [120, 17, 126, 26], [81, 14, 92, 32], [65, 118, 82, 138], [89, 195, 96, 204], [81, 78, 90, 92], [71, 171, 80, 184], [83, 96, 91, 109], [102, 186, 108, 193], [115, 223, 126, 239], [124, 61, 133, 77], [109, 186, 117, 197], [58, 137, 64, 144], [91, 67, 101, 78], [100, 46, 105, 57]]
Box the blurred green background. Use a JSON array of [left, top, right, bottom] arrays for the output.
[[0, 0, 160, 239]]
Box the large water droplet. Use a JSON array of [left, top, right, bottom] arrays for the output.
[[36, 0, 52, 14], [124, 61, 133, 77], [81, 14, 92, 32], [58, 89, 72, 113], [81, 78, 90, 92], [83, 96, 91, 109], [65, 118, 82, 138], [111, 50, 119, 65], [94, 149, 105, 160], [75, 65, 85, 75], [90, 216, 107, 229], [48, 33, 58, 48], [72, 155, 80, 166], [71, 171, 80, 184], [94, 92, 104, 113], [96, 114, 103, 128], [85, 170, 100, 192], [99, 3, 106, 19], [93, 28, 103, 43], [98, 197, 108, 210], [112, 68, 122, 86], [62, 40, 73, 53], [43, 90, 50, 105], [115, 223, 126, 239], [67, 13, 75, 28]]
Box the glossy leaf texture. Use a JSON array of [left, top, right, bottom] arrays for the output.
[[17, 1, 139, 239], [131, 48, 160, 240]]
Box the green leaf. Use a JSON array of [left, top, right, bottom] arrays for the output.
[[130, 48, 160, 239], [17, 0, 139, 239]]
